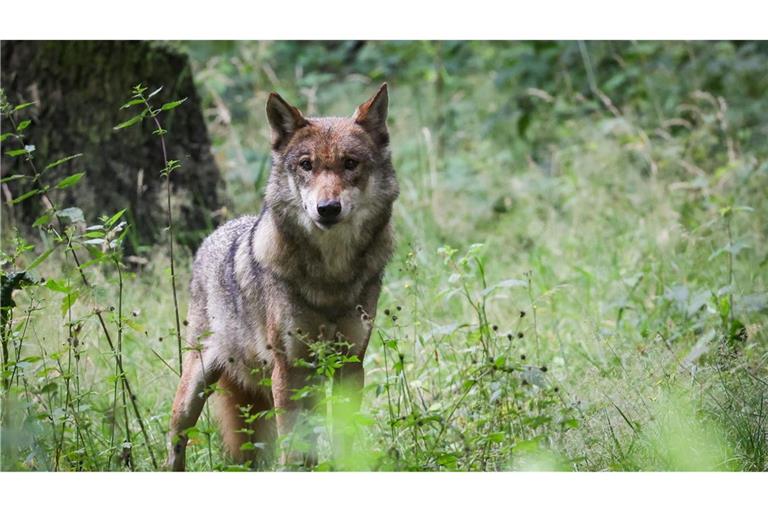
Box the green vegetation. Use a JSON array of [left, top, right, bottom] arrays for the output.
[[1, 41, 766, 471]]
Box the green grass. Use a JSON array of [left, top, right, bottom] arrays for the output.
[[1, 41, 767, 471]]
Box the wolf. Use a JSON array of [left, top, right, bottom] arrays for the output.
[[166, 84, 398, 470]]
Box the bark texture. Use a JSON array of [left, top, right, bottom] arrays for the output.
[[1, 40, 224, 250]]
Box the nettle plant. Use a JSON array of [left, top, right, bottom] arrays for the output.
[[1, 90, 156, 470], [114, 83, 187, 376], [0, 84, 187, 471]]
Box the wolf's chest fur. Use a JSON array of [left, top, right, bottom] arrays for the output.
[[197, 208, 388, 378], [244, 209, 392, 313]]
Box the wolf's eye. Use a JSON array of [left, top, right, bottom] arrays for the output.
[[344, 158, 359, 170], [299, 159, 313, 172]]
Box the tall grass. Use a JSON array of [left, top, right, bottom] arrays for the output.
[[1, 41, 766, 471]]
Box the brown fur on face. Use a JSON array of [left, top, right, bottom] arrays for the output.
[[283, 119, 377, 201], [265, 84, 398, 233]]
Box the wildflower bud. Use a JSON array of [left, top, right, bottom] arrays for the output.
[[384, 309, 391, 316], [540, 366, 548, 372], [392, 315, 398, 322], [492, 325, 498, 331], [520, 354, 526, 360], [519, 310, 526, 318], [517, 332, 524, 338]]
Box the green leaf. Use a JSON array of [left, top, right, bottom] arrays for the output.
[[54, 172, 85, 189], [113, 114, 144, 130], [61, 291, 80, 316], [0, 132, 14, 142], [104, 208, 127, 228], [486, 431, 505, 443], [45, 279, 71, 293], [10, 188, 42, 204], [32, 212, 52, 227], [436, 453, 458, 469], [26, 247, 56, 271], [560, 418, 580, 430], [160, 98, 187, 111], [0, 174, 27, 184], [148, 86, 163, 99], [16, 119, 31, 131], [77, 255, 107, 270], [44, 153, 83, 171], [13, 102, 35, 112], [120, 98, 145, 109], [5, 148, 30, 157]]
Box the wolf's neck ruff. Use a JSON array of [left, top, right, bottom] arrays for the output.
[[247, 204, 394, 315]]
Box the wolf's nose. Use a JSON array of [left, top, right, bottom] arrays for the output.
[[317, 200, 342, 219]]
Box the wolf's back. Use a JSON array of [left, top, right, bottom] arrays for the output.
[[188, 215, 260, 320]]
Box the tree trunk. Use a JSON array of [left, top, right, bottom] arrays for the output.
[[1, 40, 224, 252]]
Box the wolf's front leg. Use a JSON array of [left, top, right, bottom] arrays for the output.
[[271, 352, 315, 467], [331, 293, 378, 465], [167, 349, 221, 471]]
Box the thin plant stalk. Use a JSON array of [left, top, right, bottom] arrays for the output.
[[5, 110, 158, 469], [137, 92, 184, 376]]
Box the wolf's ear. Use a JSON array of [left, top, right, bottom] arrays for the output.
[[266, 92, 308, 149], [354, 83, 389, 145]]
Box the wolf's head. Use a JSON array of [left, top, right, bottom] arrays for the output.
[[264, 84, 399, 235]]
